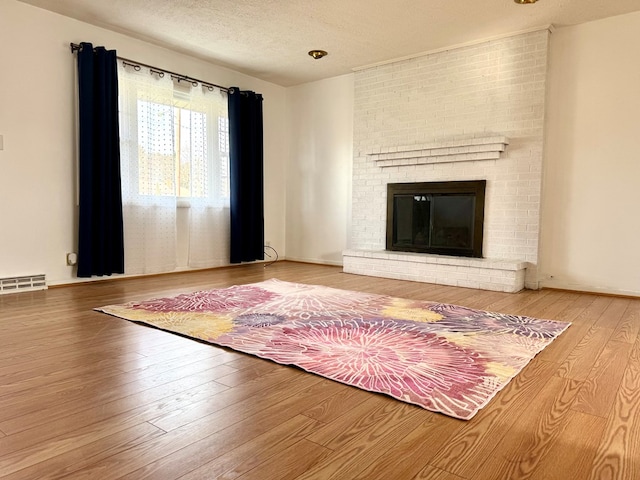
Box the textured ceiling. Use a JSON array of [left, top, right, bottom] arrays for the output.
[[17, 0, 640, 86]]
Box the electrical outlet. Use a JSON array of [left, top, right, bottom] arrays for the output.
[[66, 253, 77, 266], [265, 240, 271, 247]]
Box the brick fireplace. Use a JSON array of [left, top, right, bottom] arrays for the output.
[[343, 29, 549, 292]]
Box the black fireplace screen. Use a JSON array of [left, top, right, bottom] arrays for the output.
[[387, 180, 486, 257]]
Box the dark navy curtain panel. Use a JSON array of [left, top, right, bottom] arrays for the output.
[[228, 88, 264, 264], [76, 42, 125, 277]]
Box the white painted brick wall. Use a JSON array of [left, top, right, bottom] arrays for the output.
[[350, 30, 549, 289]]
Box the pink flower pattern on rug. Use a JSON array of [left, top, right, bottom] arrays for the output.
[[221, 318, 489, 412], [97, 279, 570, 420], [128, 284, 277, 313]]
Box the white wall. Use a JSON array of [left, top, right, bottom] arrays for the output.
[[0, 0, 288, 285], [540, 12, 640, 296], [285, 74, 354, 265]]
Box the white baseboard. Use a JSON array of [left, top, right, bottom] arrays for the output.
[[539, 278, 640, 298], [283, 256, 343, 267]]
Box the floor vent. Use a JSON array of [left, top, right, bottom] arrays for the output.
[[0, 274, 47, 295]]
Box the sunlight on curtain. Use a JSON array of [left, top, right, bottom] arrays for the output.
[[118, 64, 229, 274], [181, 83, 230, 268]]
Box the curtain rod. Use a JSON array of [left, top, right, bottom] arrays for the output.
[[69, 43, 229, 93]]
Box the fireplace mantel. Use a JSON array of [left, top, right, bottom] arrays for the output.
[[368, 136, 509, 168]]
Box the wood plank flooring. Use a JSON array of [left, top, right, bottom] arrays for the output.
[[0, 261, 639, 479]]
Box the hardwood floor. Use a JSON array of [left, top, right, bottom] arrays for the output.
[[0, 261, 638, 479]]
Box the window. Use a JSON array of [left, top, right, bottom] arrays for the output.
[[218, 116, 230, 199], [118, 66, 229, 206], [135, 100, 229, 199]]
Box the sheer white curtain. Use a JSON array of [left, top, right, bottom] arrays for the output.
[[181, 84, 230, 268], [118, 63, 229, 274]]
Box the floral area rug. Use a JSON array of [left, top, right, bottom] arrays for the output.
[[97, 279, 570, 420]]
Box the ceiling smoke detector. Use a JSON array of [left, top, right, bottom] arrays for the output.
[[308, 50, 328, 60]]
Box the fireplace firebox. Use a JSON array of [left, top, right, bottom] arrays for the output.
[[386, 180, 486, 258]]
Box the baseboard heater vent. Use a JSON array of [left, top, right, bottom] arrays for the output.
[[0, 274, 47, 295]]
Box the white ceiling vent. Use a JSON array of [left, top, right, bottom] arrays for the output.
[[0, 274, 47, 295]]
